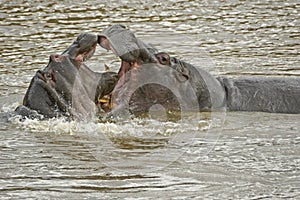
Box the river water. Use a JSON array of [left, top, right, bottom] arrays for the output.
[[0, 0, 299, 199]]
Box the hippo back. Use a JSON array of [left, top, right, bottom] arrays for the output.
[[219, 76, 300, 113]]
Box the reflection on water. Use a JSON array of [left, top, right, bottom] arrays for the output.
[[0, 0, 300, 198]]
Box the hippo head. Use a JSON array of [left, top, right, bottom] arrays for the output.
[[16, 33, 118, 119], [97, 25, 202, 120], [97, 25, 227, 120], [97, 25, 191, 82]]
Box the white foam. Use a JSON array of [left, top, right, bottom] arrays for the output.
[[1, 101, 21, 112], [11, 114, 207, 137]]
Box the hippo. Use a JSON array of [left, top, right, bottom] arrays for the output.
[[97, 25, 225, 120], [154, 53, 300, 114], [97, 25, 300, 118], [14, 33, 118, 120], [152, 52, 300, 114]]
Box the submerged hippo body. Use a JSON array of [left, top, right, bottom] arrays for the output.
[[98, 25, 300, 116], [218, 76, 300, 113], [15, 33, 118, 120]]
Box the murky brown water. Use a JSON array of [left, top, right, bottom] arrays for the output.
[[0, 0, 299, 199]]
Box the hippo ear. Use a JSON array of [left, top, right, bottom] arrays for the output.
[[173, 65, 190, 82]]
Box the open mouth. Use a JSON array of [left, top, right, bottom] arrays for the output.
[[37, 33, 98, 86], [75, 43, 97, 64], [61, 33, 99, 65], [98, 36, 139, 79]]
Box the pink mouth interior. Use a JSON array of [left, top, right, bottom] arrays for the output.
[[75, 43, 97, 64], [99, 37, 139, 79]]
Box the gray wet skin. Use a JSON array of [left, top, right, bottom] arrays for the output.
[[15, 33, 118, 120], [98, 25, 300, 115], [157, 53, 300, 114], [98, 25, 225, 116], [218, 76, 300, 113]]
